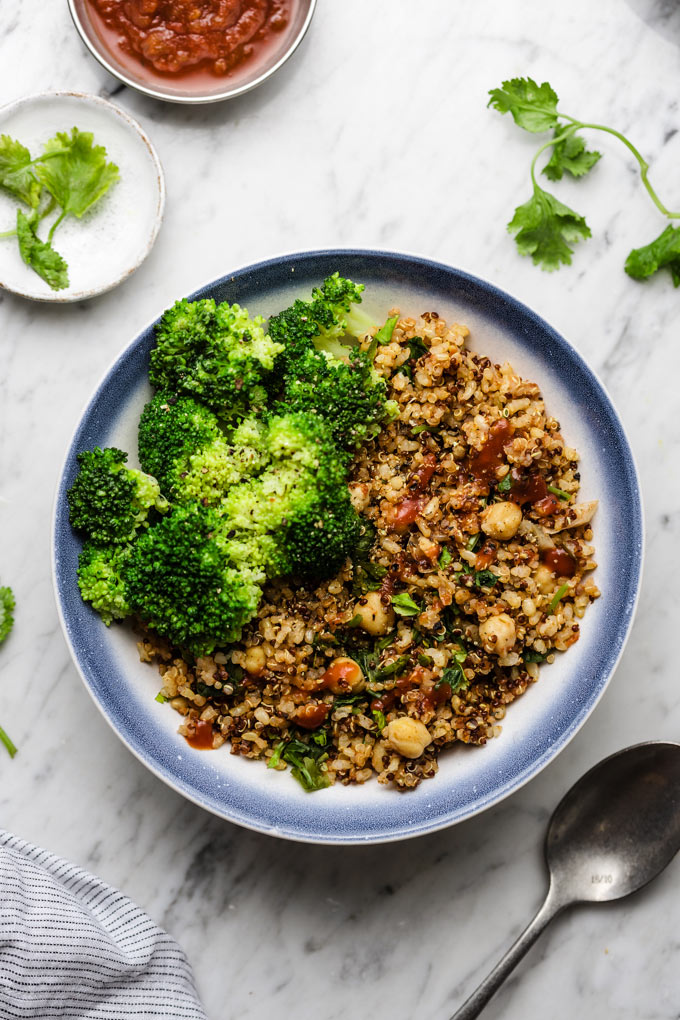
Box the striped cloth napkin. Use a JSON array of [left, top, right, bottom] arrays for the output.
[[0, 830, 207, 1019]]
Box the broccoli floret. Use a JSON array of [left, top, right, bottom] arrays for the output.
[[0, 585, 15, 644], [222, 412, 361, 580], [149, 298, 284, 419], [282, 498, 363, 580], [275, 347, 395, 450], [123, 504, 263, 655], [68, 447, 168, 544], [267, 274, 395, 449], [138, 393, 268, 506], [223, 412, 348, 536], [77, 542, 132, 625]]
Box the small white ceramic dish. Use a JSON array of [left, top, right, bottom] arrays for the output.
[[0, 92, 164, 303]]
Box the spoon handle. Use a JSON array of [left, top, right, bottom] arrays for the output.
[[450, 889, 564, 1020]]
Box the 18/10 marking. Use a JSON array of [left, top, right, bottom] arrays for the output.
[[591, 874, 614, 884]]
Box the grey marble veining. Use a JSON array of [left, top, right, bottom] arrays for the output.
[[1, 1, 680, 1017]]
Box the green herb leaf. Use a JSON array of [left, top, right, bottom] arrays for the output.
[[547, 483, 571, 501], [466, 533, 481, 552], [0, 135, 41, 207], [268, 740, 285, 769], [372, 709, 386, 732], [543, 128, 601, 181], [523, 649, 547, 663], [497, 473, 512, 493], [474, 569, 498, 589], [375, 314, 399, 344], [391, 592, 421, 616], [418, 653, 434, 667], [154, 691, 166, 703], [508, 185, 591, 271], [438, 547, 452, 570], [16, 209, 69, 291], [407, 336, 428, 361], [549, 583, 569, 613], [374, 654, 411, 681], [412, 424, 438, 436], [438, 655, 469, 694], [488, 77, 559, 133], [625, 224, 680, 286], [36, 127, 119, 219], [0, 585, 15, 645]]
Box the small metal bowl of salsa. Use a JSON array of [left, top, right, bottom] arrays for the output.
[[68, 0, 316, 105]]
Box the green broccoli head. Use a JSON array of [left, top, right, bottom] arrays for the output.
[[223, 412, 348, 536], [0, 585, 15, 644], [149, 298, 284, 419], [267, 273, 372, 372], [68, 447, 168, 544], [275, 347, 393, 450], [123, 504, 263, 655], [282, 496, 363, 581], [77, 542, 132, 626], [138, 392, 270, 506]]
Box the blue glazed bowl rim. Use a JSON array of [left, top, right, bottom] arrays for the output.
[[52, 248, 644, 844]]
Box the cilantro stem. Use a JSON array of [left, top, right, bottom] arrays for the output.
[[0, 228, 17, 239], [549, 583, 569, 614], [533, 118, 680, 219], [0, 724, 17, 758], [47, 209, 66, 243]]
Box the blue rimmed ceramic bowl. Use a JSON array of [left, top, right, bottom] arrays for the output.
[[52, 250, 643, 844]]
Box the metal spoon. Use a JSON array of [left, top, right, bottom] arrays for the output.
[[451, 741, 680, 1019]]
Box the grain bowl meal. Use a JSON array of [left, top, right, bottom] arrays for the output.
[[67, 275, 599, 791]]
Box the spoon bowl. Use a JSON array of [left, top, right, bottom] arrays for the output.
[[547, 741, 680, 905], [452, 741, 680, 1019]]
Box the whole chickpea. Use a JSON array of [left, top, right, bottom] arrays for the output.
[[533, 564, 556, 595], [244, 645, 266, 676], [354, 590, 395, 636], [479, 613, 517, 656], [384, 717, 432, 758], [321, 657, 365, 695], [481, 501, 523, 541]]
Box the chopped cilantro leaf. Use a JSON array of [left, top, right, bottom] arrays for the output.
[[625, 224, 680, 286], [487, 77, 559, 133], [154, 692, 166, 703], [438, 547, 453, 570], [497, 473, 513, 493], [474, 569, 498, 589], [549, 583, 569, 613], [36, 127, 119, 220], [0, 135, 41, 207], [547, 483, 570, 501], [391, 592, 421, 616], [543, 128, 601, 181], [523, 649, 547, 663], [16, 209, 69, 291], [508, 185, 591, 271], [372, 709, 386, 732], [375, 315, 399, 344]]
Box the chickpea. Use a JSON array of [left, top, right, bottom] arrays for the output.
[[481, 501, 523, 541], [244, 645, 266, 676], [321, 656, 365, 695], [348, 481, 371, 512], [479, 613, 517, 656], [354, 590, 395, 636], [533, 564, 556, 595], [384, 717, 432, 759], [169, 696, 189, 715]]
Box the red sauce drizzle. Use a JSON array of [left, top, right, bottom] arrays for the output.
[[185, 719, 214, 750], [390, 454, 437, 531], [475, 540, 496, 570], [506, 469, 561, 517], [469, 419, 513, 484], [541, 547, 577, 578], [318, 660, 359, 693]]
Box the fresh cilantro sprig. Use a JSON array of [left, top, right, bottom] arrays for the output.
[[0, 127, 119, 291], [0, 584, 17, 759], [488, 77, 680, 282]]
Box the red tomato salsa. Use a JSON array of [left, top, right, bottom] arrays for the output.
[[88, 0, 292, 76]]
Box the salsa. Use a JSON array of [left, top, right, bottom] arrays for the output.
[[87, 0, 292, 77]]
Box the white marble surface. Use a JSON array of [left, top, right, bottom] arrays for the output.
[[1, 0, 679, 1017]]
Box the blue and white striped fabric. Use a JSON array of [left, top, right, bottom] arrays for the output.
[[0, 830, 207, 1019]]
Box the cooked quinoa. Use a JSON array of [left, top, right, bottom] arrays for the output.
[[139, 311, 599, 791]]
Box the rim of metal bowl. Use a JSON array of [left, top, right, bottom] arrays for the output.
[[67, 0, 317, 105]]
